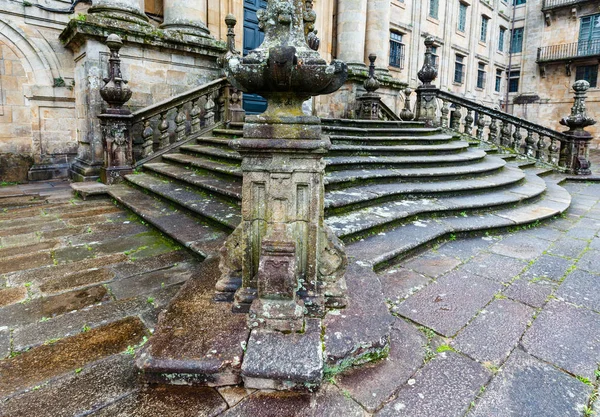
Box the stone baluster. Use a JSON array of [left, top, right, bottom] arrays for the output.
[[141, 120, 154, 158], [450, 104, 462, 130], [415, 37, 439, 126], [536, 135, 548, 162], [558, 80, 596, 175], [160, 0, 210, 38], [549, 137, 560, 165], [512, 126, 523, 152], [399, 88, 414, 122], [204, 94, 216, 126], [500, 121, 512, 148], [464, 110, 474, 135], [476, 113, 486, 142], [175, 107, 186, 141], [98, 34, 134, 185], [158, 112, 170, 149], [440, 100, 450, 128], [524, 130, 536, 157], [488, 118, 498, 145], [190, 99, 202, 135]]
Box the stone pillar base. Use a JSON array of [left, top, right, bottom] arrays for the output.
[[70, 159, 102, 182], [101, 166, 133, 185]]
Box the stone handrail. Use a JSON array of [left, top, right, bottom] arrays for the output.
[[130, 77, 233, 162], [434, 89, 565, 166], [414, 36, 596, 175]]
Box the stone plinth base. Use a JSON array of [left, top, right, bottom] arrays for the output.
[[70, 159, 102, 182], [100, 166, 133, 185], [241, 319, 323, 390], [136, 256, 248, 387]]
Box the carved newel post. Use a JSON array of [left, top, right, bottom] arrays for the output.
[[221, 0, 348, 389], [223, 14, 246, 124], [356, 54, 382, 120], [558, 80, 596, 175], [415, 37, 439, 127], [98, 34, 134, 184]]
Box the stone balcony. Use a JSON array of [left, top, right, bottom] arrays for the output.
[[537, 40, 600, 65], [541, 0, 595, 12]]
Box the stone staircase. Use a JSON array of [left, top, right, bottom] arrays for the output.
[[109, 118, 571, 268]]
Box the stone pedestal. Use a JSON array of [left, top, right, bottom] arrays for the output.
[[161, 0, 210, 37], [99, 114, 134, 184], [415, 37, 439, 127]]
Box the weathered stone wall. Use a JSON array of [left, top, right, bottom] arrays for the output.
[[0, 2, 77, 182], [514, 1, 599, 147]]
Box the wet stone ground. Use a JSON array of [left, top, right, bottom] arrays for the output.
[[0, 180, 599, 416]]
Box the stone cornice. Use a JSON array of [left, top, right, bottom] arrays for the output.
[[59, 15, 226, 58]]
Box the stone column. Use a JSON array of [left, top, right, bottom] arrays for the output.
[[336, 0, 368, 70], [88, 0, 149, 24], [364, 0, 391, 76], [160, 0, 210, 37]]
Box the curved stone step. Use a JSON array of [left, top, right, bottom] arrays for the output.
[[194, 136, 232, 148], [324, 157, 507, 187], [212, 128, 243, 139], [324, 148, 487, 169], [108, 185, 228, 259], [329, 141, 470, 154], [180, 144, 242, 161], [327, 173, 548, 241], [321, 118, 426, 129], [143, 162, 242, 201], [328, 134, 458, 146], [342, 177, 571, 269], [162, 153, 242, 178], [124, 173, 240, 230], [324, 166, 526, 210], [323, 126, 442, 137]]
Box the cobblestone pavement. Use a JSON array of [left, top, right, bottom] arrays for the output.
[[0, 180, 599, 416]]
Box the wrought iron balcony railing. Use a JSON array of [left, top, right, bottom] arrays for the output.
[[542, 0, 593, 11], [537, 40, 600, 63]]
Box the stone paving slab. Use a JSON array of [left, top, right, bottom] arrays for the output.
[[520, 254, 575, 282], [379, 267, 431, 305], [0, 317, 148, 399], [433, 236, 496, 261], [375, 351, 491, 417], [402, 253, 462, 278], [0, 286, 27, 307], [460, 253, 527, 283], [89, 386, 228, 417], [394, 270, 502, 337], [556, 269, 600, 312], [0, 328, 9, 359], [503, 277, 555, 308], [453, 298, 535, 365], [220, 384, 365, 417], [547, 237, 589, 259], [576, 249, 600, 273], [521, 300, 600, 380], [488, 233, 551, 261], [468, 349, 592, 417], [0, 354, 137, 417], [335, 319, 426, 412]]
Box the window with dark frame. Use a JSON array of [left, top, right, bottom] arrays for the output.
[[454, 54, 465, 84], [429, 0, 439, 19], [498, 27, 506, 52], [458, 3, 467, 32], [508, 70, 520, 93], [495, 69, 502, 92], [576, 65, 598, 88], [510, 27, 524, 53], [480, 16, 489, 43], [513, 0, 526, 5], [389, 32, 406, 69], [476, 62, 486, 89]]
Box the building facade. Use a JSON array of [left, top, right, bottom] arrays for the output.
[[0, 0, 597, 182]]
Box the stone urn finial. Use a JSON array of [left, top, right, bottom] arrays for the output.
[[560, 80, 596, 133], [100, 34, 132, 115], [417, 36, 438, 87], [225, 14, 239, 55], [364, 53, 380, 93], [399, 87, 414, 121]]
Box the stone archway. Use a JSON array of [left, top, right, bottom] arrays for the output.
[[0, 39, 34, 182]]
